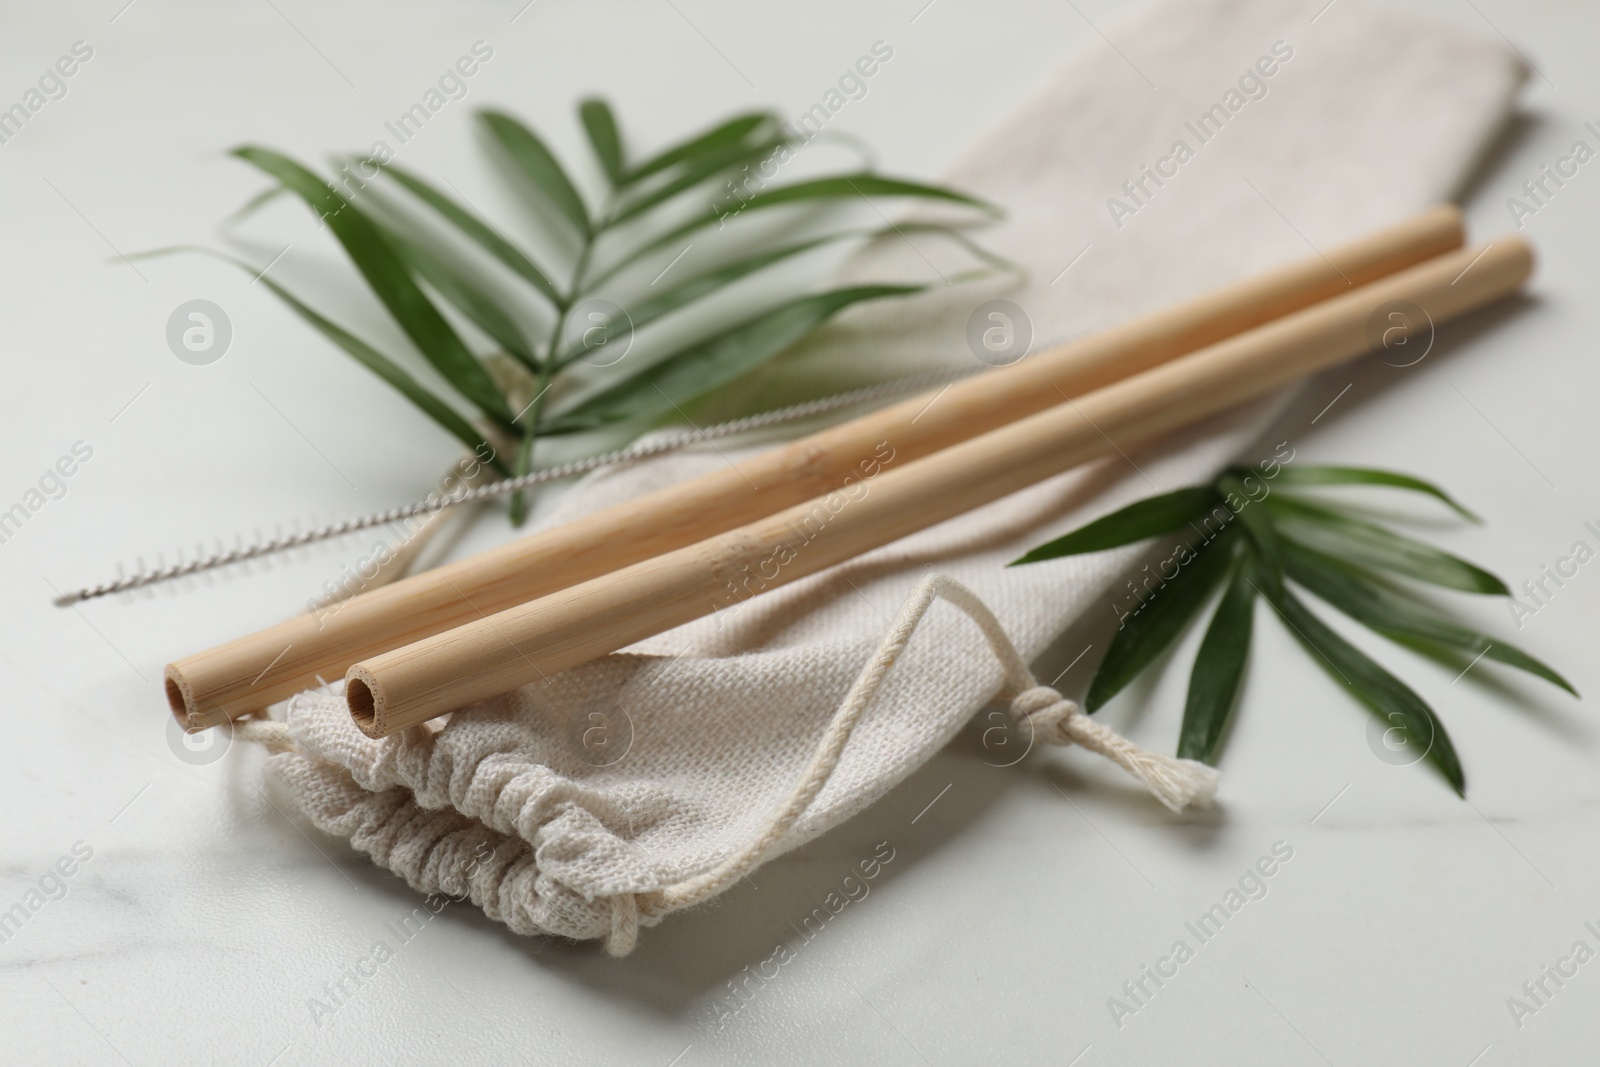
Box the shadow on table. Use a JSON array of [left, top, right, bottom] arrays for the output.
[[495, 714, 1219, 1018]]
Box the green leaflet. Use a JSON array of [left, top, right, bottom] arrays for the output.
[[1085, 527, 1238, 712], [553, 230, 841, 371], [604, 136, 791, 230], [231, 146, 515, 427], [622, 111, 775, 185], [1218, 475, 1283, 598], [382, 226, 539, 371], [553, 223, 1009, 371], [579, 98, 626, 186], [615, 172, 1002, 276], [733, 173, 1000, 215], [1262, 464, 1479, 522], [1275, 589, 1465, 795], [377, 161, 563, 306], [1179, 558, 1256, 764], [1010, 487, 1223, 565], [225, 182, 289, 224], [251, 277, 506, 474], [480, 109, 592, 238], [1267, 495, 1508, 595], [543, 284, 923, 433], [137, 246, 501, 469], [1283, 542, 1576, 695]]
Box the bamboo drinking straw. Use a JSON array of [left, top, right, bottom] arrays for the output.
[[346, 237, 1532, 737], [166, 207, 1463, 728]]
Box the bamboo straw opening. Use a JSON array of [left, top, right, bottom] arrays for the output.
[[165, 665, 233, 730], [165, 670, 191, 723], [347, 675, 380, 735]]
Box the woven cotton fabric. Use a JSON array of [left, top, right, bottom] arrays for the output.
[[262, 0, 1526, 948]]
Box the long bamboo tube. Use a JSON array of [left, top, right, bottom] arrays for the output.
[[347, 237, 1532, 737], [166, 206, 1464, 728]]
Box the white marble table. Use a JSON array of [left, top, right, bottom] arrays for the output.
[[1, 0, 1596, 1063]]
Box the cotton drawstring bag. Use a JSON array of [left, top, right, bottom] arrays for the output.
[[243, 0, 1526, 954]]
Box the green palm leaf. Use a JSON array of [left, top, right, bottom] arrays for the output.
[[231, 146, 515, 427], [579, 98, 625, 186], [178, 106, 998, 536], [737, 173, 999, 215], [1275, 589, 1465, 795], [1219, 475, 1283, 598], [253, 278, 506, 472], [555, 223, 1007, 370], [604, 136, 790, 230], [554, 230, 843, 371], [622, 111, 775, 185], [1085, 528, 1238, 712], [480, 109, 592, 237], [1265, 464, 1479, 521], [611, 172, 1000, 279], [224, 182, 290, 224], [1012, 459, 1565, 793], [1011, 487, 1223, 565], [139, 246, 502, 468], [1180, 558, 1256, 764], [1284, 542, 1576, 695], [382, 227, 539, 370], [376, 161, 563, 306], [1268, 495, 1507, 595], [543, 284, 923, 433]]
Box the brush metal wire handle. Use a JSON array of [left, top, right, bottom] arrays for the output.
[[52, 367, 975, 607]]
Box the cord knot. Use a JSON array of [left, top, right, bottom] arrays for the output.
[[1006, 681, 1220, 813], [1009, 685, 1083, 747]]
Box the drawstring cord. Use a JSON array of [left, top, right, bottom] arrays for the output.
[[604, 574, 1219, 955]]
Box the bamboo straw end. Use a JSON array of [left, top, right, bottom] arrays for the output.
[[346, 667, 387, 739], [164, 664, 230, 731], [1454, 235, 1536, 302]]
